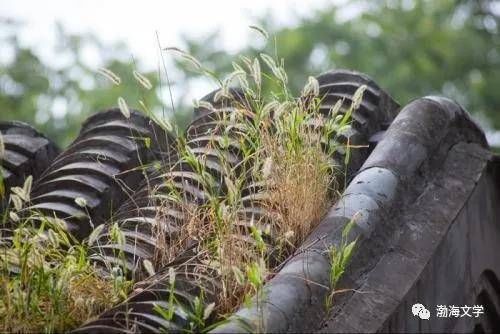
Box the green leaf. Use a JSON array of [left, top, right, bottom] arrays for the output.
[[154, 303, 174, 321], [342, 240, 357, 267], [342, 218, 356, 241]]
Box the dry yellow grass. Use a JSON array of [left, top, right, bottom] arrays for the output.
[[155, 100, 341, 318], [0, 215, 132, 333], [0, 261, 128, 333]]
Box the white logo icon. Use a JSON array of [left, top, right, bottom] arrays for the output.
[[412, 303, 431, 320]]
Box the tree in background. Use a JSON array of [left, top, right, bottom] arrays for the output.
[[1, 0, 500, 146], [179, 0, 500, 130], [0, 19, 167, 145]]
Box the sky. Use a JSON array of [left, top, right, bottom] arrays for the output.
[[1, 0, 330, 70]]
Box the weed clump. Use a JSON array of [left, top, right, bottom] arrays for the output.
[[0, 178, 131, 333], [153, 29, 359, 323]]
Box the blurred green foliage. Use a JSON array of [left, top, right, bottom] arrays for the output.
[[181, 0, 500, 129], [0, 20, 167, 145], [1, 0, 500, 147]]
